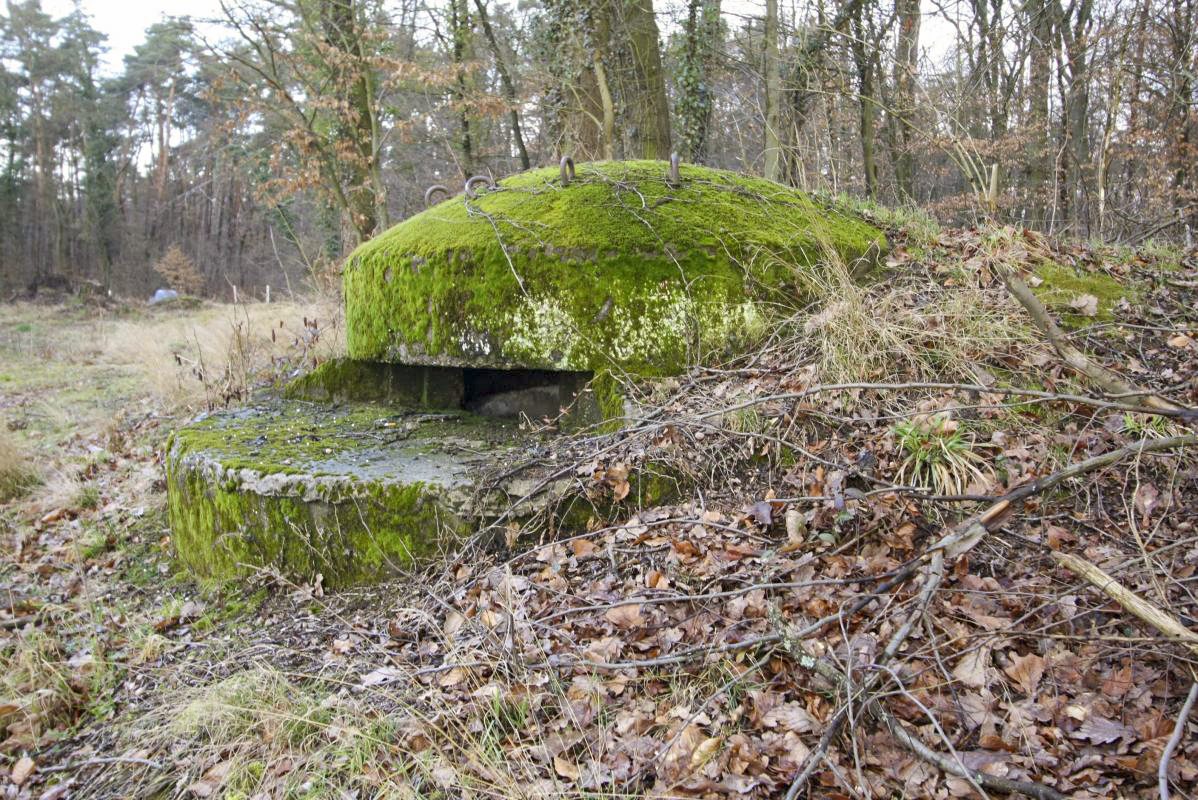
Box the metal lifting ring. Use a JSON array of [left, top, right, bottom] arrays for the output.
[[424, 184, 449, 208], [464, 174, 495, 199], [668, 152, 681, 187], [560, 156, 575, 186]]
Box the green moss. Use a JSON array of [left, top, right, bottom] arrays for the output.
[[162, 403, 519, 586], [344, 161, 886, 376], [590, 370, 629, 431], [167, 451, 461, 587], [1032, 260, 1132, 324]]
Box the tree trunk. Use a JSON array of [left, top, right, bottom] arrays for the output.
[[1025, 0, 1052, 226], [621, 0, 672, 159], [473, 0, 530, 170], [322, 0, 382, 242], [849, 3, 880, 199], [449, 0, 476, 178], [677, 0, 721, 163], [763, 0, 783, 181], [1056, 0, 1094, 232], [891, 0, 919, 199]]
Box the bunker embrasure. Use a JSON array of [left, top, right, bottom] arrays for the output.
[[166, 159, 887, 587]]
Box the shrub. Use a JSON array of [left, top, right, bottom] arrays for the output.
[[155, 245, 204, 296]]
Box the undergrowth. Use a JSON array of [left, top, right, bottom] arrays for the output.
[[783, 240, 1035, 385], [0, 428, 39, 503]]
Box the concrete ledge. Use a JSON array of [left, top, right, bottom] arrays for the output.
[[165, 401, 679, 587]]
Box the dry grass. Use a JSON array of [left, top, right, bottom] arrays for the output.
[[0, 631, 97, 745], [140, 654, 599, 798], [0, 428, 39, 503], [796, 251, 1035, 385], [97, 296, 344, 410], [145, 667, 411, 798]]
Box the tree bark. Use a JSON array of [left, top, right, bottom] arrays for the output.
[[1056, 0, 1094, 232], [1025, 0, 1052, 226], [677, 0, 721, 163], [891, 0, 919, 199], [621, 0, 672, 159], [763, 0, 783, 182], [321, 0, 383, 241], [449, 0, 476, 178]]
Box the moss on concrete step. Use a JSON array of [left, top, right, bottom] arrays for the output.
[[165, 402, 678, 587]]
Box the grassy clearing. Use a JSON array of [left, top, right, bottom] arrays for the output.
[[97, 297, 344, 410]]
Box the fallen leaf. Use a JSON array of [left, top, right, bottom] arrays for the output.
[[187, 761, 231, 797], [1073, 715, 1136, 744], [1069, 293, 1099, 316], [443, 610, 466, 639], [553, 755, 580, 781], [360, 667, 404, 687], [1167, 333, 1194, 349], [605, 604, 644, 628], [1134, 483, 1160, 521], [689, 736, 723, 769], [1003, 652, 1044, 696], [953, 648, 993, 689], [1102, 663, 1133, 699], [438, 667, 467, 687], [11, 755, 34, 786], [748, 501, 773, 526], [179, 600, 205, 621], [781, 508, 807, 553], [38, 784, 69, 800], [570, 539, 596, 558], [762, 702, 816, 732]]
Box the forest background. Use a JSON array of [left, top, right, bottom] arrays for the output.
[[0, 0, 1193, 300]]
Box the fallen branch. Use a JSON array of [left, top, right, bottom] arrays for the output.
[[1000, 270, 1195, 420], [881, 709, 1066, 800], [1051, 550, 1198, 657], [1160, 682, 1198, 800], [39, 755, 163, 774]]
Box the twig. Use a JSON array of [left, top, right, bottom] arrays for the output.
[[783, 432, 1196, 797], [39, 756, 163, 774], [881, 708, 1066, 800], [1159, 682, 1198, 800], [0, 614, 42, 630]]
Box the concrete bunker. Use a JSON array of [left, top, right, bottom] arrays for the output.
[[166, 159, 889, 587]]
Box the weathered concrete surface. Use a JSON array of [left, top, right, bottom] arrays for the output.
[[166, 162, 887, 585], [165, 402, 674, 587]]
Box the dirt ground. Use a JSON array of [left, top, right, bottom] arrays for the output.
[[1, 223, 1197, 800]]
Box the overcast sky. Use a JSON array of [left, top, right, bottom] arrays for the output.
[[40, 0, 951, 77], [45, 0, 222, 70]]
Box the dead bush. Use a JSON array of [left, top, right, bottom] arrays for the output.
[[154, 245, 205, 296]]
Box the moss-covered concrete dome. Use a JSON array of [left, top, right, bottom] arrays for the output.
[[344, 160, 886, 376]]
